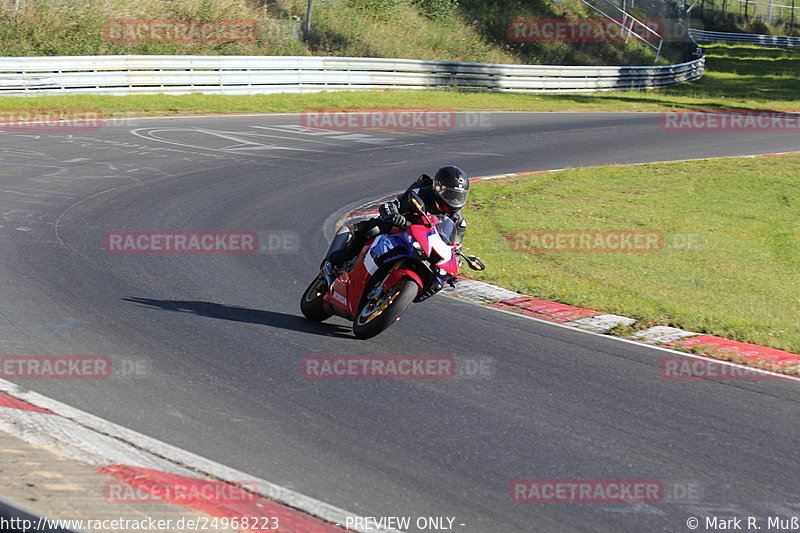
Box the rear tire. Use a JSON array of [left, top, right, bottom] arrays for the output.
[[352, 279, 418, 339], [300, 274, 332, 322]]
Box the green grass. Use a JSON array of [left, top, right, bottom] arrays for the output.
[[659, 43, 800, 105], [462, 155, 800, 353], [302, 0, 520, 64], [0, 0, 308, 56], [1, 44, 798, 116], [0, 0, 659, 65], [695, 1, 800, 35], [305, 0, 661, 65]]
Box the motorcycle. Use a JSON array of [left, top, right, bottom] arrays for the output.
[[300, 192, 485, 339]]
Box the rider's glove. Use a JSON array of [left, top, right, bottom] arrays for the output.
[[379, 202, 399, 218], [382, 213, 410, 230]]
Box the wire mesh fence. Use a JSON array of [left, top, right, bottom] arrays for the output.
[[581, 0, 701, 61]]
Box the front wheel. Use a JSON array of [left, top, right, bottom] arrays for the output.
[[352, 278, 418, 339], [300, 274, 332, 322]]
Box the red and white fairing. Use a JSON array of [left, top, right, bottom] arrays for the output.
[[410, 214, 459, 277]]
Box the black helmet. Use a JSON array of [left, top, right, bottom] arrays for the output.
[[432, 166, 469, 210]]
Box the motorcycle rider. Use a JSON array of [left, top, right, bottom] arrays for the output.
[[321, 166, 470, 296]]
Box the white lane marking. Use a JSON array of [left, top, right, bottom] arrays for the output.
[[2, 209, 36, 221], [0, 407, 196, 475], [476, 150, 800, 182], [251, 125, 393, 145], [0, 379, 400, 533], [438, 171, 800, 384], [3, 187, 76, 198], [336, 201, 798, 382], [477, 169, 566, 180], [130, 126, 394, 156], [460, 301, 800, 383], [0, 189, 63, 199], [129, 127, 319, 155], [446, 152, 506, 157], [598, 502, 666, 515]]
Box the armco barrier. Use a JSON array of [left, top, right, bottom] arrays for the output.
[[0, 55, 704, 95], [690, 28, 800, 47]]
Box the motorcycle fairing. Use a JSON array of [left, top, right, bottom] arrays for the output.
[[323, 244, 375, 318], [364, 233, 413, 275], [323, 216, 456, 320], [410, 221, 458, 277]]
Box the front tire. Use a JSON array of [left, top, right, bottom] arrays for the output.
[[352, 279, 418, 339], [300, 274, 332, 322]]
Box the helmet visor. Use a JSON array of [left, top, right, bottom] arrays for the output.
[[437, 186, 468, 209]]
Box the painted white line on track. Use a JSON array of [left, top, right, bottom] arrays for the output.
[[453, 299, 800, 383], [0, 378, 401, 533], [329, 161, 800, 387]]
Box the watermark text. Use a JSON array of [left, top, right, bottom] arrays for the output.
[[508, 229, 664, 253], [104, 19, 257, 43]]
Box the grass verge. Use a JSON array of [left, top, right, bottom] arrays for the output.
[[0, 0, 660, 65], [462, 154, 800, 353]]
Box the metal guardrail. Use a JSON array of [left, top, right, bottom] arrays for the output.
[[690, 28, 800, 46], [0, 55, 704, 95]]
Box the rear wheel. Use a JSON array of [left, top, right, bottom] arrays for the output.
[[300, 274, 332, 322], [352, 278, 418, 339]]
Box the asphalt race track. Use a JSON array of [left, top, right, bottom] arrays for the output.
[[1, 112, 799, 532]]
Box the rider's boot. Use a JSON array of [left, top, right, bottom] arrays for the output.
[[322, 220, 382, 286], [322, 226, 355, 286]]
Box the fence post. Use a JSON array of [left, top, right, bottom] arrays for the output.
[[305, 0, 313, 38]]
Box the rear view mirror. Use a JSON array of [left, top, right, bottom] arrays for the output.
[[408, 190, 426, 214], [459, 252, 486, 271]]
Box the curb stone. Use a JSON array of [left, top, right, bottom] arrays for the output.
[[332, 168, 800, 377], [0, 383, 387, 532]]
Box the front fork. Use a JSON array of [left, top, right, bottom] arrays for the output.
[[322, 261, 337, 287], [368, 261, 405, 301], [378, 260, 426, 298]]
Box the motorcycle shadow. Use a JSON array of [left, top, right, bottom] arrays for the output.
[[122, 297, 353, 339]]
